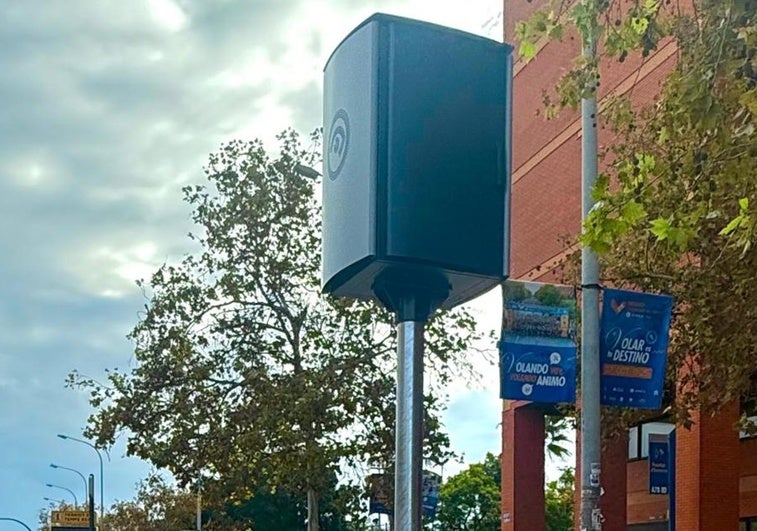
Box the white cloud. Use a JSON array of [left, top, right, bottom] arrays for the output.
[[0, 1, 505, 525], [147, 0, 189, 32]]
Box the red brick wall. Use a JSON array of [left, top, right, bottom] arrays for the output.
[[741, 438, 757, 519], [675, 402, 740, 530], [626, 459, 669, 525], [601, 433, 629, 530]]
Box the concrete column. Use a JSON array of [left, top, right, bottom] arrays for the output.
[[501, 401, 545, 531]]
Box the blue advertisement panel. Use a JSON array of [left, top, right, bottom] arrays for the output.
[[649, 433, 670, 495], [500, 339, 577, 403], [500, 281, 577, 404], [368, 471, 441, 517], [422, 472, 441, 518], [600, 288, 674, 409], [368, 474, 391, 515]]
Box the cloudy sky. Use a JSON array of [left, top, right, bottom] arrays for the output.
[[0, 0, 520, 525]]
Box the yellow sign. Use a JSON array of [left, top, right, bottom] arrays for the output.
[[51, 511, 90, 527]]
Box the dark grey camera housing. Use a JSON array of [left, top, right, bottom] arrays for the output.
[[322, 13, 513, 310]]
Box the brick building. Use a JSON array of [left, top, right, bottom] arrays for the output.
[[500, 1, 757, 530]]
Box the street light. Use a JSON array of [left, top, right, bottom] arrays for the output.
[[294, 163, 321, 180], [43, 497, 65, 505], [50, 464, 88, 505], [46, 483, 78, 507], [57, 434, 104, 525], [0, 518, 33, 531]]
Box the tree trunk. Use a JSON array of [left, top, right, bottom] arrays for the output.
[[307, 485, 319, 531]]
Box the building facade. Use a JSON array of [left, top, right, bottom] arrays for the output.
[[501, 1, 757, 529]]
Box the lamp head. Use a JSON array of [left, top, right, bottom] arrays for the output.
[[57, 434, 68, 440], [45, 483, 53, 487], [50, 463, 58, 468]]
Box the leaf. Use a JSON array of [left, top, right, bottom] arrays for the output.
[[520, 40, 537, 60], [649, 216, 672, 240], [719, 214, 744, 236], [621, 200, 647, 225]]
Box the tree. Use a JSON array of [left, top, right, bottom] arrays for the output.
[[545, 415, 573, 461], [545, 468, 575, 531], [38, 502, 76, 531], [434, 453, 501, 531], [503, 281, 530, 302], [534, 284, 565, 307], [517, 0, 756, 426], [102, 474, 197, 531], [71, 130, 481, 530]]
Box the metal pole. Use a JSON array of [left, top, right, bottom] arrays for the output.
[[579, 1, 602, 528], [88, 474, 96, 531], [46, 483, 78, 508], [0, 518, 33, 531], [394, 320, 424, 531], [51, 464, 88, 504], [196, 475, 202, 531]]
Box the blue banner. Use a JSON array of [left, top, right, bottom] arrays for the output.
[[600, 288, 674, 409], [500, 339, 577, 403], [368, 474, 392, 515], [368, 471, 441, 517], [648, 433, 670, 495], [500, 281, 577, 404], [422, 472, 441, 518]]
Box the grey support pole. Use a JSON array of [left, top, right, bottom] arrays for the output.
[[373, 270, 450, 531], [196, 475, 202, 531], [395, 320, 425, 530], [579, 2, 602, 529]]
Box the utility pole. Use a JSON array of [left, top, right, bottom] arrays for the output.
[[88, 474, 96, 531], [579, 0, 602, 529], [196, 474, 202, 531]]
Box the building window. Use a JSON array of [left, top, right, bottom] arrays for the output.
[[739, 416, 757, 439], [740, 516, 757, 531], [628, 421, 675, 460]]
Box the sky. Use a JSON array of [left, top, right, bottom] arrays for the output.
[[0, 0, 557, 526]]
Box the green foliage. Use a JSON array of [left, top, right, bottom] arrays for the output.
[[503, 281, 530, 302], [545, 415, 572, 460], [534, 284, 566, 307], [102, 474, 197, 531], [545, 468, 575, 531], [434, 453, 501, 531], [69, 130, 481, 529]]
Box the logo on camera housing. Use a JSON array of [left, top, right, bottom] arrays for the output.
[[327, 109, 350, 180]]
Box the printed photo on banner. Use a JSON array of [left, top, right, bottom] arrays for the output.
[[499, 281, 577, 404], [599, 288, 674, 409]]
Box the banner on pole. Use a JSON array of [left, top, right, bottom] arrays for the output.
[[367, 471, 442, 517], [648, 433, 671, 495], [422, 471, 442, 518], [500, 281, 577, 404], [600, 288, 674, 409], [367, 474, 392, 515]]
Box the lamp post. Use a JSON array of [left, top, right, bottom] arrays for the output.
[[50, 464, 88, 505], [43, 497, 65, 505], [57, 434, 104, 526], [46, 483, 78, 508], [0, 518, 32, 531]]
